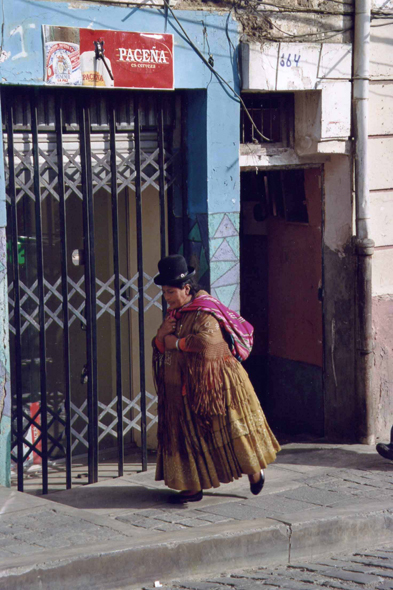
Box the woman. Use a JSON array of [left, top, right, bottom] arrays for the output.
[[153, 255, 280, 504]]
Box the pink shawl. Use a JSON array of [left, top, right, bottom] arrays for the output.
[[170, 292, 254, 361]]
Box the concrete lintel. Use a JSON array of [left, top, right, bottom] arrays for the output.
[[239, 146, 329, 169]]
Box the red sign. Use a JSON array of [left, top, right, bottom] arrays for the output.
[[43, 26, 174, 90], [80, 29, 174, 90]]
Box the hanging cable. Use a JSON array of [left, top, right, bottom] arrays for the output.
[[248, 0, 354, 16], [162, 0, 271, 141], [162, 0, 353, 139]]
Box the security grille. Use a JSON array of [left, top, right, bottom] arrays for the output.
[[2, 87, 183, 493]]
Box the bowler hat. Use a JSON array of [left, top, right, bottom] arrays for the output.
[[154, 255, 195, 286]]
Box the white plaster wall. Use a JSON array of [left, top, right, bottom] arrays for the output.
[[369, 82, 393, 136], [369, 191, 393, 247], [242, 42, 352, 91], [370, 20, 393, 80], [373, 248, 393, 296], [369, 32, 393, 298], [369, 137, 393, 191], [323, 156, 352, 252], [319, 44, 352, 79], [318, 80, 351, 138], [372, 0, 393, 7], [276, 43, 320, 90]]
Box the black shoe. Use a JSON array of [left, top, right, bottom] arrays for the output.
[[168, 490, 203, 504], [250, 471, 265, 495], [376, 443, 393, 461]]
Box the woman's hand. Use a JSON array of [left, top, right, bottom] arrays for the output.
[[164, 335, 178, 350], [156, 316, 176, 342]]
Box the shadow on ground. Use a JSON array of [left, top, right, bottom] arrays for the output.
[[276, 445, 393, 471]]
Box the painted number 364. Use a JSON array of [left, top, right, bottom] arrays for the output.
[[280, 54, 301, 67]]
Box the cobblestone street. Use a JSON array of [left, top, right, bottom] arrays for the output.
[[144, 546, 393, 590], [113, 464, 393, 533], [2, 444, 393, 589]]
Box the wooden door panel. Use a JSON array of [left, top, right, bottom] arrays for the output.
[[268, 168, 323, 368]]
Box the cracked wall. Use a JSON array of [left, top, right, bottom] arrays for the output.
[[369, 19, 393, 441], [0, 97, 10, 486]]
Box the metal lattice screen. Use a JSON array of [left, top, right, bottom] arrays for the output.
[[2, 87, 183, 493]]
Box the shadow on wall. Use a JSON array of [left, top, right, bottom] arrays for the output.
[[244, 355, 324, 440]]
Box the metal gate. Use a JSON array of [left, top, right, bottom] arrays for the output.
[[2, 86, 184, 493]]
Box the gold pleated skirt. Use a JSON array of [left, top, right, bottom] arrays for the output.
[[155, 362, 281, 491]]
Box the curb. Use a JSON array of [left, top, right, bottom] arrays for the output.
[[1, 507, 393, 589]]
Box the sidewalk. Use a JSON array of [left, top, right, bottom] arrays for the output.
[[1, 443, 393, 590]]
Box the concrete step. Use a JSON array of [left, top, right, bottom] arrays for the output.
[[1, 443, 392, 589]]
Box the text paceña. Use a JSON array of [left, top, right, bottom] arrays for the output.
[[118, 48, 168, 64]]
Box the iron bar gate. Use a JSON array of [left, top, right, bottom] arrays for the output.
[[2, 86, 184, 493]]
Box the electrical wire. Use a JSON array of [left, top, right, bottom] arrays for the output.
[[234, 0, 354, 7], [263, 19, 353, 40], [163, 0, 271, 141], [225, 9, 242, 87], [249, 1, 354, 16], [162, 0, 353, 139]]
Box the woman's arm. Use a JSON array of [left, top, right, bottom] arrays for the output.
[[156, 315, 176, 342], [165, 313, 223, 353], [153, 315, 176, 353]]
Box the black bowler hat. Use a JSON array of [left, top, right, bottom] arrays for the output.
[[154, 255, 195, 286]]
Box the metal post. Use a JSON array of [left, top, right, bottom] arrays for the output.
[[55, 94, 72, 489], [6, 100, 24, 491], [79, 103, 98, 484], [134, 94, 148, 471], [109, 99, 124, 477], [157, 96, 167, 261], [181, 95, 189, 260], [353, 0, 374, 443], [354, 0, 371, 241], [0, 91, 12, 489], [355, 238, 375, 443], [157, 95, 167, 316], [31, 92, 49, 494]]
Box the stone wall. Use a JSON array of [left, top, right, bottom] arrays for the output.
[[370, 17, 393, 440]]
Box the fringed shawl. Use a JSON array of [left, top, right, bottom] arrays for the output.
[[169, 293, 254, 361], [153, 294, 254, 449]]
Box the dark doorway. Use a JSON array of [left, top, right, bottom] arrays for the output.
[[240, 167, 323, 438]]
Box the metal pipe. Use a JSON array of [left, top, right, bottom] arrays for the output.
[[31, 91, 49, 493], [55, 94, 72, 490], [6, 97, 24, 491], [353, 0, 375, 443], [134, 94, 148, 472], [353, 0, 371, 240], [109, 98, 124, 478], [355, 238, 374, 443]]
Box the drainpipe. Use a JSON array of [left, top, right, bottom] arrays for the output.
[[353, 0, 375, 443]]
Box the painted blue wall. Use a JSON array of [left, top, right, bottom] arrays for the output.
[[0, 94, 11, 487], [0, 0, 240, 221], [1, 1, 236, 88], [0, 0, 241, 484]]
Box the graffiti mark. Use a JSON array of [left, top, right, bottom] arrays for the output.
[[10, 25, 28, 61], [0, 51, 10, 63]]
